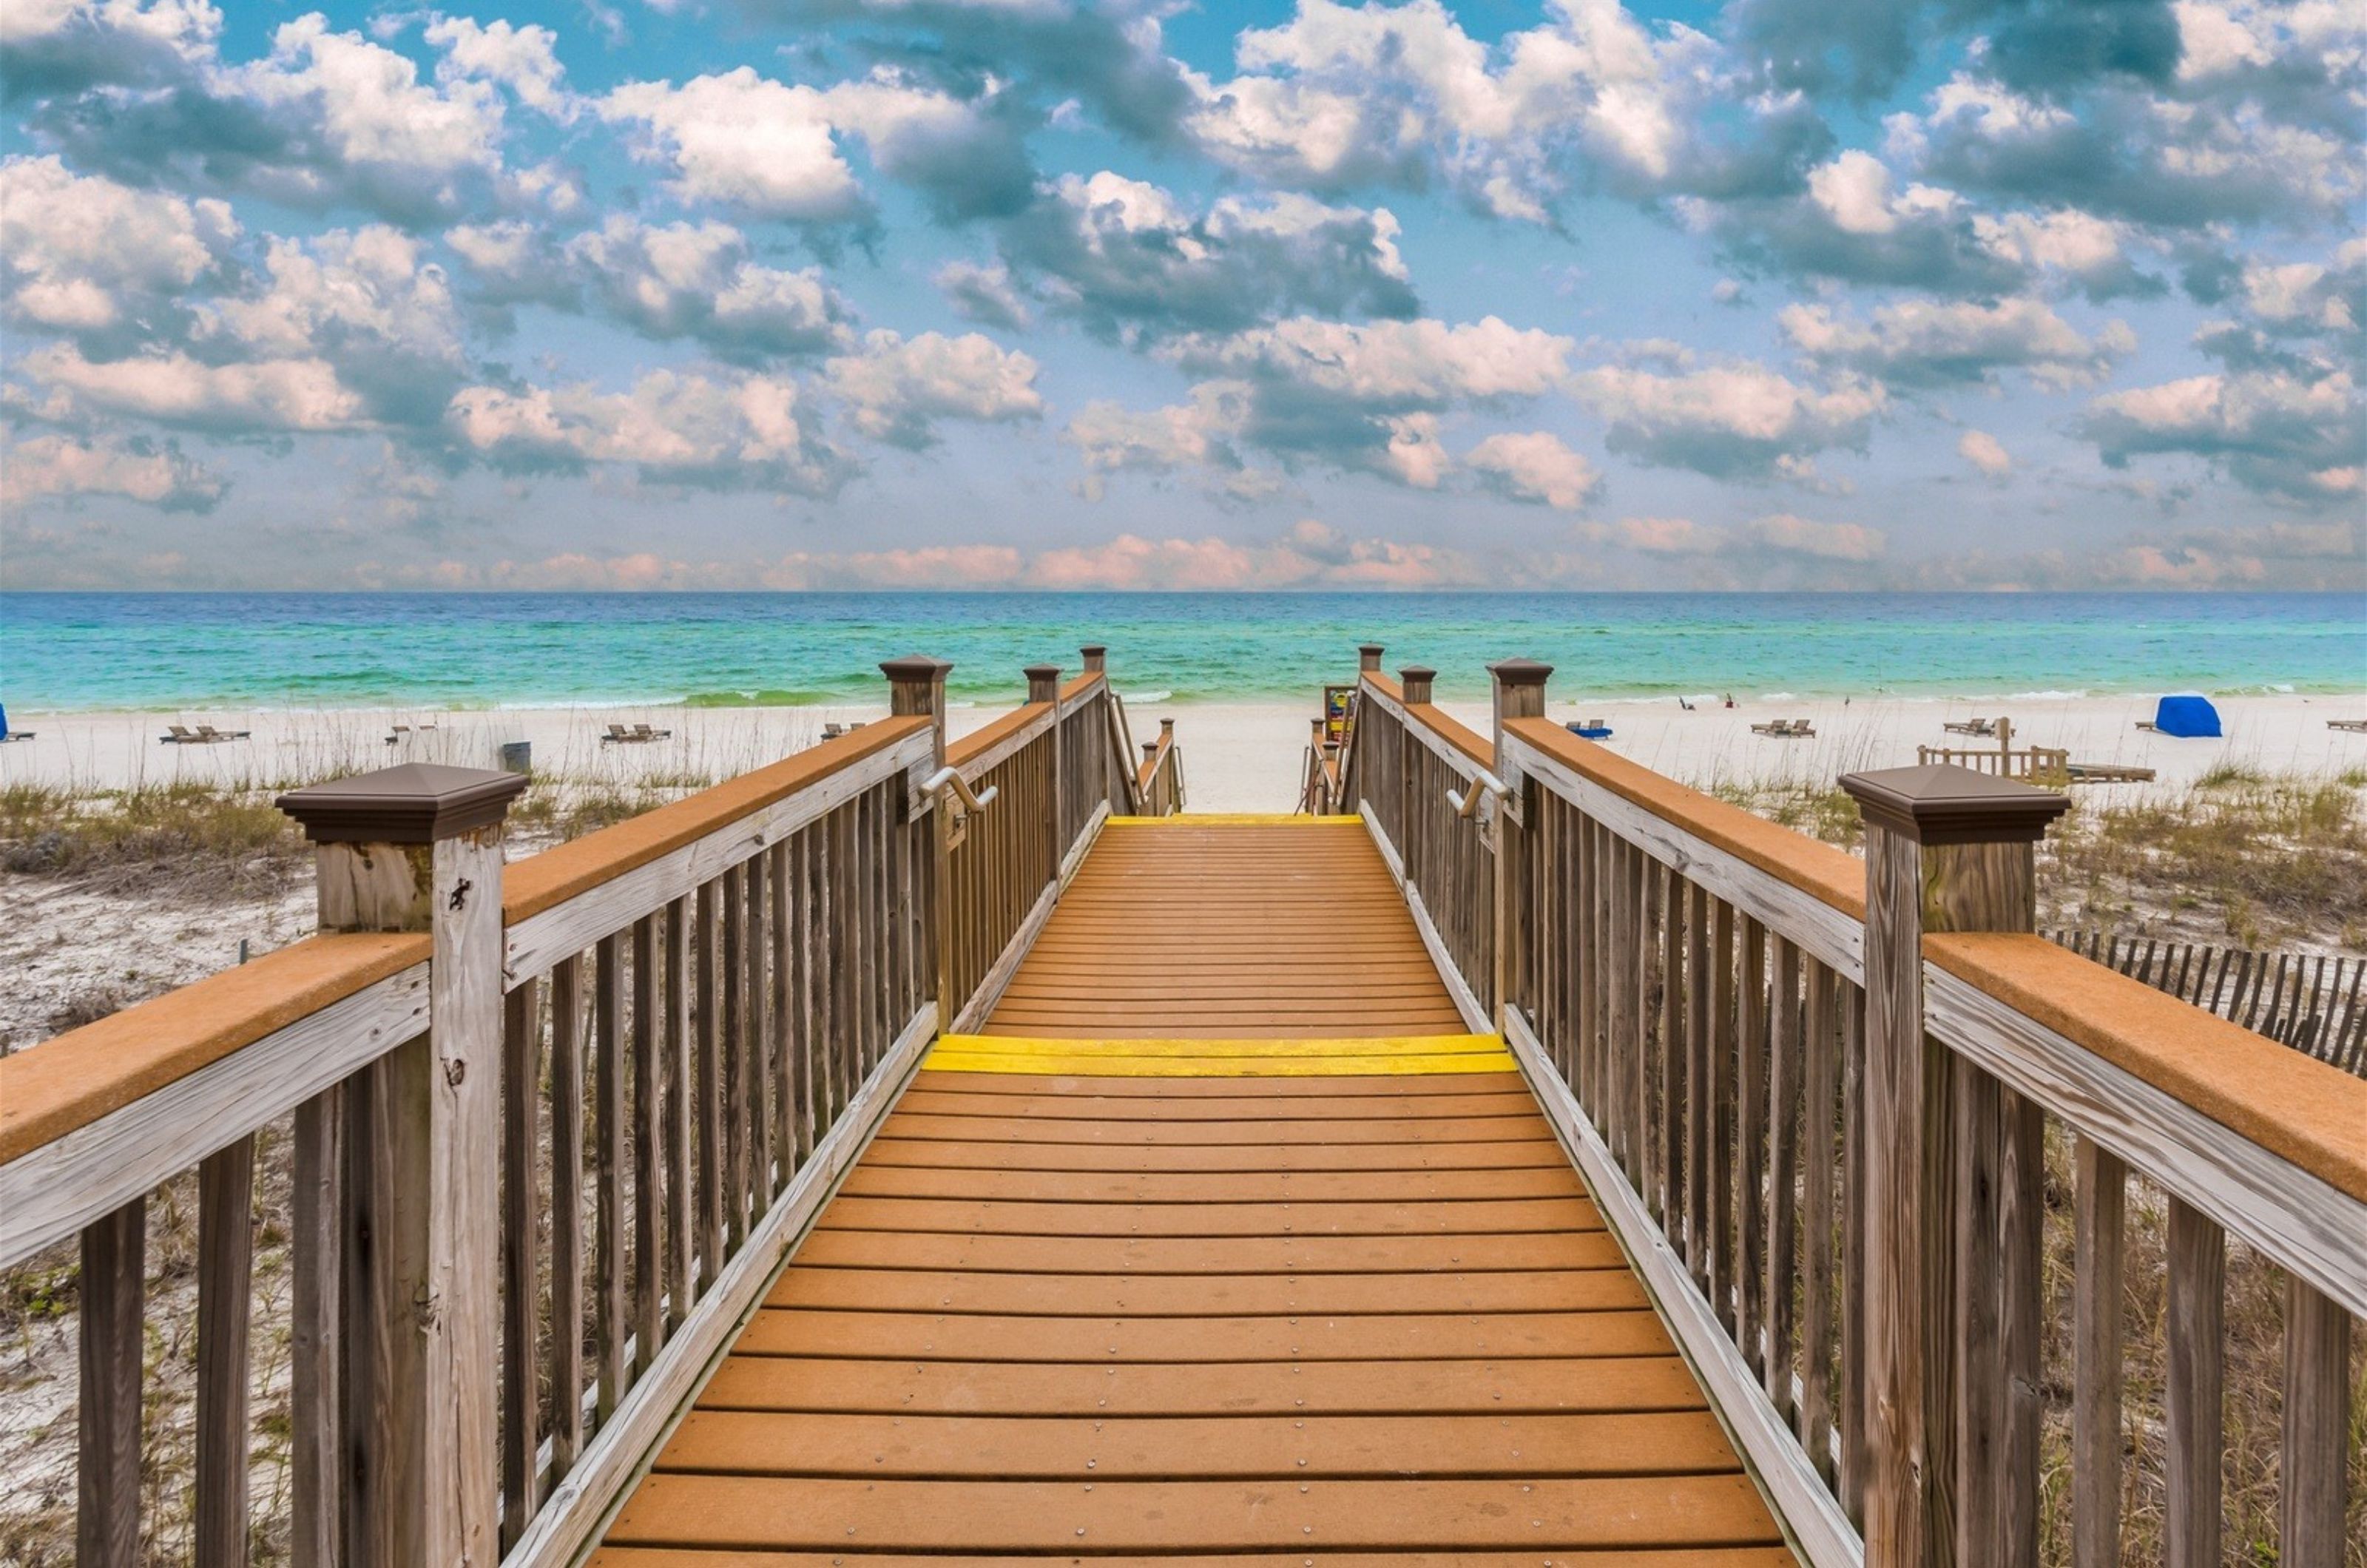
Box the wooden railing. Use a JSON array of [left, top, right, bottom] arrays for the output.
[[1328, 650, 2366, 1568], [1917, 743, 2072, 787], [1137, 717, 1184, 817], [0, 646, 1168, 1567], [2050, 927, 2367, 1072]]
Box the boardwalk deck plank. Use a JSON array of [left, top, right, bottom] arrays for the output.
[[589, 817, 1786, 1561]]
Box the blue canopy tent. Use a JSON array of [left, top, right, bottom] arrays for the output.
[[2152, 694, 2222, 738]]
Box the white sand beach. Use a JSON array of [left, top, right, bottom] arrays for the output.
[[5, 690, 2363, 811]]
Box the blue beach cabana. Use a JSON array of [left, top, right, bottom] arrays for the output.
[[2151, 694, 2222, 737]]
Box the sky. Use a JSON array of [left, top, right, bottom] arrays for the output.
[[0, 0, 2360, 591]]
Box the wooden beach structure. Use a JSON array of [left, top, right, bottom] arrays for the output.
[[1916, 717, 2155, 787], [2, 641, 2360, 1567]]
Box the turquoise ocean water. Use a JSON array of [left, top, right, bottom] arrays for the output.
[[1, 593, 2360, 712]]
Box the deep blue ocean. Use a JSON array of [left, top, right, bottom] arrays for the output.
[[1, 592, 2360, 711]]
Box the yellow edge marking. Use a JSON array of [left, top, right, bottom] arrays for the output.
[[921, 1052, 1522, 1078], [935, 1033, 1500, 1058], [1105, 814, 1361, 825]]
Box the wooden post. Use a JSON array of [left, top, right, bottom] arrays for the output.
[[278, 762, 527, 1568], [1490, 659, 1551, 1033], [1027, 663, 1063, 873], [1399, 666, 1435, 706], [1079, 643, 1106, 675], [1837, 764, 2066, 1568], [882, 656, 952, 1019], [1359, 643, 1384, 674]]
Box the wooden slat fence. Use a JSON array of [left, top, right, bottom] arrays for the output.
[[2047, 928, 2367, 1075], [0, 649, 1172, 1568], [1328, 649, 2366, 1568]]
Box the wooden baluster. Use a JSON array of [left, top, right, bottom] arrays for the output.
[[289, 1087, 342, 1568], [720, 862, 746, 1251], [1607, 837, 1637, 1173], [663, 894, 692, 1331], [884, 655, 953, 1023], [1658, 865, 1685, 1231], [789, 833, 815, 1163], [195, 1135, 256, 1568], [1636, 848, 1660, 1196], [1996, 1084, 2044, 1564], [1955, 1061, 2005, 1568], [595, 930, 626, 1424], [770, 839, 795, 1189], [2071, 1138, 2124, 1568], [499, 978, 541, 1549], [549, 953, 586, 1481], [1802, 959, 1837, 1485], [746, 848, 774, 1208], [2280, 1277, 2351, 1566], [1766, 936, 1800, 1422], [1685, 883, 1712, 1291], [632, 913, 663, 1369], [78, 1198, 144, 1568], [1840, 981, 1868, 1521], [695, 880, 723, 1281], [1736, 916, 1768, 1376], [2164, 1199, 2224, 1568], [1840, 763, 2067, 1568], [1709, 899, 1737, 1338]]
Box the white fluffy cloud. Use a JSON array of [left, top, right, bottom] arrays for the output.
[[1958, 429, 2013, 479], [423, 13, 571, 118], [1569, 359, 1884, 478], [1779, 298, 2135, 389], [823, 329, 1045, 447], [1465, 430, 1601, 510], [448, 368, 853, 493], [2, 430, 226, 511], [20, 343, 366, 431], [1181, 315, 1576, 404], [0, 155, 237, 334], [1743, 513, 1887, 561]]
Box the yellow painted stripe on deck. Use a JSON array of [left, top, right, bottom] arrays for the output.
[[922, 1033, 1513, 1076], [1106, 813, 1362, 825], [921, 1050, 1521, 1078]]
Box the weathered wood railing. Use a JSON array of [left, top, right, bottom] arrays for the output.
[[1137, 717, 1184, 817], [0, 646, 1168, 1566], [2050, 927, 2367, 1072], [1917, 743, 2073, 787], [1331, 649, 2365, 1568]]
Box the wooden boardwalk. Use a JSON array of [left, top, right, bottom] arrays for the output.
[[592, 817, 1790, 1564]]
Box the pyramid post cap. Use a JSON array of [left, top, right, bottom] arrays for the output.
[[277, 763, 528, 845], [1840, 764, 2070, 845]]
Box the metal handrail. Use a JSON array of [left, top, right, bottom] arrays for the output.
[[1445, 768, 1508, 818], [922, 765, 999, 812]]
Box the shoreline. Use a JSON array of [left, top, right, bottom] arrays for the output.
[[4, 692, 2361, 814]]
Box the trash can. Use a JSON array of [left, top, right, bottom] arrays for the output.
[[499, 740, 532, 774]]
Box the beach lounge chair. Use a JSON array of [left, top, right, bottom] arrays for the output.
[[0, 704, 30, 743], [1943, 717, 1998, 737], [601, 723, 632, 745], [2329, 718, 2367, 734], [1752, 718, 1814, 738], [161, 724, 198, 744], [194, 724, 249, 742], [630, 723, 674, 741], [1567, 717, 1614, 740]]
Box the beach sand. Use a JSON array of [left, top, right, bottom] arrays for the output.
[[4, 690, 2363, 810]]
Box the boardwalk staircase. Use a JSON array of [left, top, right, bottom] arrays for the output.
[[1, 641, 2360, 1568]]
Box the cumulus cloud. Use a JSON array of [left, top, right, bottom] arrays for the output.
[[1576, 514, 1727, 554], [1958, 428, 2013, 479], [2079, 364, 2363, 501], [422, 13, 572, 119], [1, 429, 226, 511], [823, 329, 1045, 447], [1779, 297, 2135, 388], [936, 260, 1033, 331], [448, 368, 855, 493], [0, 0, 222, 101], [1186, 0, 1814, 223], [1569, 358, 1884, 478], [598, 64, 1032, 226], [995, 174, 1417, 342], [19, 342, 367, 432], [1465, 430, 1601, 510], [0, 155, 237, 344]]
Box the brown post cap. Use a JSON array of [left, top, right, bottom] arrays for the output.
[[277, 763, 527, 845], [1024, 662, 1061, 701], [1358, 643, 1385, 670], [1398, 666, 1436, 703], [1488, 658, 1554, 689], [879, 654, 953, 684], [1839, 765, 2070, 845], [1144, 739, 1158, 754], [1159, 717, 1174, 732], [1079, 643, 1107, 671]]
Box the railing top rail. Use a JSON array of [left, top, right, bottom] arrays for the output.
[[946, 698, 1052, 773], [504, 714, 931, 925], [1506, 714, 1865, 922], [0, 930, 427, 1165], [1058, 670, 1101, 704], [1931, 930, 2367, 1203], [1358, 671, 1494, 772]]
